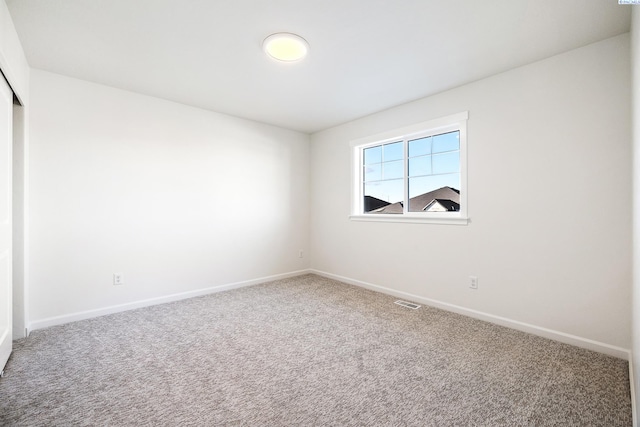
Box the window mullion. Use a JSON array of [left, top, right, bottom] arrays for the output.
[[360, 147, 365, 214], [403, 138, 409, 214]]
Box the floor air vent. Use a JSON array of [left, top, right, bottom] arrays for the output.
[[394, 300, 421, 310]]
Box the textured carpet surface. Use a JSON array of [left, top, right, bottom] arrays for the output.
[[0, 274, 632, 426]]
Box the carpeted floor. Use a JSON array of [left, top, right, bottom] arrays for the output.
[[0, 274, 632, 426]]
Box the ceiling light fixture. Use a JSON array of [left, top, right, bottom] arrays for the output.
[[263, 33, 309, 62]]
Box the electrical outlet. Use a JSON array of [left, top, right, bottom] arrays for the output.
[[299, 250, 304, 258], [113, 273, 123, 286], [469, 276, 478, 290]]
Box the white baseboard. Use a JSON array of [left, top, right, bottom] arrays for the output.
[[26, 268, 631, 361], [27, 269, 312, 333], [310, 269, 631, 360]]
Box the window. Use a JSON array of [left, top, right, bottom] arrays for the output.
[[350, 112, 468, 224]]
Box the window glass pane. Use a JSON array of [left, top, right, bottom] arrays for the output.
[[408, 173, 461, 212], [364, 179, 403, 205], [383, 160, 403, 180], [409, 155, 431, 177], [363, 194, 393, 213], [364, 145, 382, 165], [409, 176, 432, 200], [409, 136, 431, 157], [432, 131, 459, 153], [409, 174, 460, 199], [363, 164, 381, 182], [383, 142, 403, 161], [432, 151, 460, 174]]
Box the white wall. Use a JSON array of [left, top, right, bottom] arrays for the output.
[[631, 5, 640, 421], [310, 34, 631, 350], [28, 70, 310, 325]]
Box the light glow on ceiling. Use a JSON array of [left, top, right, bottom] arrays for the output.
[[263, 33, 309, 62]]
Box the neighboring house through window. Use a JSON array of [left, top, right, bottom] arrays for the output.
[[350, 112, 468, 224]]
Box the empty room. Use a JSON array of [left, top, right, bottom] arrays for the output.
[[1, 0, 639, 425]]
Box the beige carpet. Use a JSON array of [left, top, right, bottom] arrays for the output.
[[0, 274, 632, 426]]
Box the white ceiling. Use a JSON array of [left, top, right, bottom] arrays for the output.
[[5, 0, 632, 134]]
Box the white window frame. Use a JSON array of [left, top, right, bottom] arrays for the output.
[[350, 111, 468, 225]]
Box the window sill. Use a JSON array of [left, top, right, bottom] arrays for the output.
[[349, 214, 469, 225]]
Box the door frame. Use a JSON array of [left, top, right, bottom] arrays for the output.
[[0, 72, 13, 373], [12, 97, 27, 339], [0, 64, 28, 342]]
